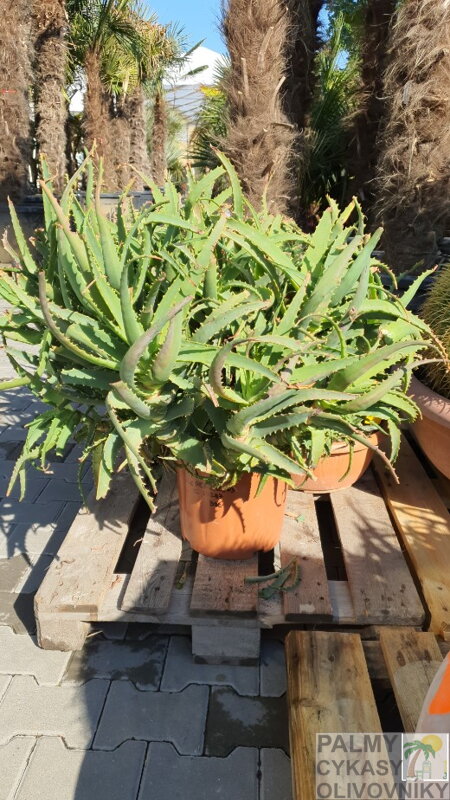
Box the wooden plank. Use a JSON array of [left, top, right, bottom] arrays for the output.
[[121, 473, 182, 613], [280, 491, 332, 621], [328, 580, 355, 623], [285, 631, 382, 800], [331, 470, 424, 625], [35, 471, 139, 615], [190, 553, 259, 616], [380, 627, 443, 731], [374, 436, 450, 639]]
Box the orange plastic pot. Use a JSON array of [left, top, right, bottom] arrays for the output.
[[291, 434, 378, 493], [176, 469, 287, 560]]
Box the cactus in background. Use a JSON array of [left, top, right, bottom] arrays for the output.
[[420, 267, 450, 399], [0, 153, 439, 507]]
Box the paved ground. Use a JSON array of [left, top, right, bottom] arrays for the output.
[[0, 337, 292, 799]]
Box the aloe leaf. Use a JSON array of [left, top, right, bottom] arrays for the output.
[[95, 173, 122, 290], [275, 277, 311, 336], [330, 341, 429, 390], [193, 295, 272, 344], [227, 390, 303, 436], [400, 267, 437, 308], [213, 150, 243, 217], [120, 296, 192, 388], [38, 273, 117, 369], [7, 201, 38, 275], [111, 381, 151, 419], [120, 262, 144, 343], [301, 237, 362, 318], [253, 411, 310, 436], [151, 310, 183, 384], [337, 369, 407, 412], [332, 229, 382, 307]]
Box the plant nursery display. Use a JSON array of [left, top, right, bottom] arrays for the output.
[[0, 154, 439, 558], [411, 264, 450, 480]]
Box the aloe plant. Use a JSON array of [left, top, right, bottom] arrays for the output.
[[0, 153, 440, 507]]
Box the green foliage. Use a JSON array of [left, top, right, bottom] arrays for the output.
[[420, 266, 450, 398], [298, 13, 361, 217], [0, 154, 437, 507]]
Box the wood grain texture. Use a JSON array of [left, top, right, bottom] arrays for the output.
[[280, 491, 332, 621], [379, 627, 443, 731], [35, 471, 139, 615], [190, 553, 259, 616], [285, 630, 382, 800], [121, 473, 182, 613], [331, 470, 424, 625], [374, 437, 450, 638]]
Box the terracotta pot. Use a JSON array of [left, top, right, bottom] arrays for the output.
[[410, 375, 450, 480], [291, 434, 378, 493], [176, 469, 287, 560]]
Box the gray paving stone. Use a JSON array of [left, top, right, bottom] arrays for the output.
[[139, 742, 258, 800], [0, 592, 36, 634], [161, 635, 259, 695], [37, 479, 85, 504], [0, 500, 65, 535], [0, 628, 71, 685], [94, 682, 209, 754], [0, 675, 11, 703], [11, 554, 54, 593], [0, 553, 30, 592], [0, 439, 23, 462], [15, 738, 146, 800], [0, 676, 109, 748], [63, 635, 168, 689], [260, 638, 287, 697], [205, 687, 290, 757], [260, 749, 293, 800], [1, 503, 81, 558], [0, 426, 28, 441], [91, 622, 128, 641], [0, 736, 35, 800]]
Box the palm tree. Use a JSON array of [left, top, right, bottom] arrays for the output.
[[376, 0, 450, 272], [0, 0, 32, 201], [284, 0, 323, 132], [221, 0, 295, 214], [68, 0, 146, 189], [33, 0, 69, 195], [403, 739, 435, 779], [346, 0, 396, 212]]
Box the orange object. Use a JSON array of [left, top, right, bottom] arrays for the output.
[[176, 469, 287, 560], [291, 435, 378, 493], [429, 658, 450, 716], [410, 376, 450, 480]]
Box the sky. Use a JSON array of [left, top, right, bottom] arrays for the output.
[[145, 0, 225, 55]]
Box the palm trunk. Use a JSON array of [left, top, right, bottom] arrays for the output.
[[376, 0, 450, 272], [123, 87, 151, 191], [284, 0, 323, 130], [347, 0, 395, 212], [33, 0, 68, 195], [0, 0, 32, 201], [84, 48, 111, 161], [151, 89, 167, 187], [407, 750, 422, 779], [221, 0, 295, 214]]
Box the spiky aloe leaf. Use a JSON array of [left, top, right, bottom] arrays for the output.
[[120, 296, 192, 388], [151, 311, 183, 384], [6, 200, 38, 275], [330, 341, 430, 390]]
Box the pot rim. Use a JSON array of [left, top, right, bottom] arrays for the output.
[[410, 375, 450, 428]]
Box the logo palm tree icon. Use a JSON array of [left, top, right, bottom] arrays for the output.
[[403, 735, 442, 779]]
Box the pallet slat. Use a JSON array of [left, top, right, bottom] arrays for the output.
[[331, 471, 424, 625], [280, 492, 333, 622], [379, 627, 443, 731], [190, 553, 259, 616], [374, 436, 450, 639], [121, 474, 182, 613], [285, 630, 382, 800], [35, 471, 138, 616]]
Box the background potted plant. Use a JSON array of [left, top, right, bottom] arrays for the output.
[[0, 154, 438, 559], [410, 265, 450, 479]]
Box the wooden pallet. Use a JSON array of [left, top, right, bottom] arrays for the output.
[[285, 627, 447, 800], [35, 434, 450, 661]]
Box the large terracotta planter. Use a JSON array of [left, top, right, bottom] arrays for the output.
[[292, 435, 378, 493], [410, 376, 450, 479], [176, 469, 287, 560]]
